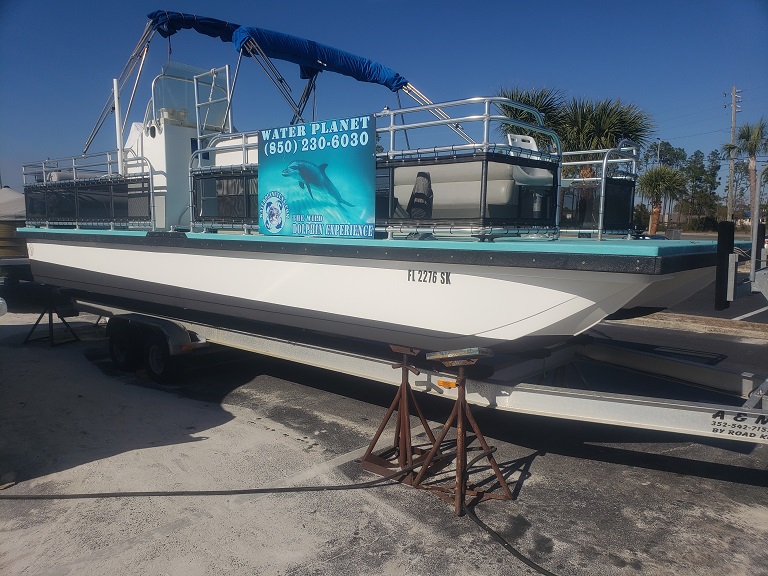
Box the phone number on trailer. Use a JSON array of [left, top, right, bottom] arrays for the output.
[[262, 132, 370, 156]]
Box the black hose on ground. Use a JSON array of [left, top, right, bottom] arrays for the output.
[[462, 447, 560, 576], [0, 450, 460, 500], [0, 446, 559, 575], [464, 505, 560, 576]]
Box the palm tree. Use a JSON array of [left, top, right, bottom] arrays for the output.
[[637, 165, 687, 235], [558, 98, 653, 151], [496, 87, 654, 152], [496, 86, 564, 149], [722, 118, 768, 224], [496, 86, 564, 121]]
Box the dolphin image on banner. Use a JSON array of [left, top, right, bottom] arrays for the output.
[[282, 160, 355, 207]]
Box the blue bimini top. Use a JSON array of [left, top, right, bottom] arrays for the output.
[[147, 10, 408, 91]]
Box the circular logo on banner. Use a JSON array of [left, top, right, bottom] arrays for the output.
[[260, 191, 290, 234]]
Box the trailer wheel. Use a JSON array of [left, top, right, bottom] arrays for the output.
[[144, 332, 178, 384], [108, 325, 142, 371]]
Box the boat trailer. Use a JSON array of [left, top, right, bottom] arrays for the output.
[[23, 298, 765, 513]]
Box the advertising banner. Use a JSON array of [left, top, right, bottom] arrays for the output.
[[257, 115, 376, 238]]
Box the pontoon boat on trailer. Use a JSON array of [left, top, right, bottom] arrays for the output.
[[18, 11, 732, 353]]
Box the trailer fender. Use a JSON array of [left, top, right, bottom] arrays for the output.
[[105, 314, 207, 356]]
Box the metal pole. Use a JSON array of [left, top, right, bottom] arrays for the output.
[[751, 163, 767, 287], [223, 55, 241, 133], [727, 85, 741, 221], [113, 79, 124, 175], [598, 154, 609, 241], [122, 43, 149, 136], [84, 24, 155, 154], [455, 367, 466, 516]]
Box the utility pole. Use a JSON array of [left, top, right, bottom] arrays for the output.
[[726, 85, 742, 221]]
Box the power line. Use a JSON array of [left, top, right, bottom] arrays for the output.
[[654, 103, 724, 123], [662, 116, 728, 131], [741, 93, 768, 102], [650, 95, 724, 117], [649, 84, 767, 127], [664, 128, 730, 140]]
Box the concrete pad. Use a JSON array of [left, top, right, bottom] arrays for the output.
[[1, 309, 767, 575]]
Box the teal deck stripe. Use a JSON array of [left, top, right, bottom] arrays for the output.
[[20, 227, 742, 258]]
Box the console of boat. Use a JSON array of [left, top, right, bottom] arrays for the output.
[[17, 10, 731, 353]]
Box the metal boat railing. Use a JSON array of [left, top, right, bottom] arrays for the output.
[[190, 130, 261, 171], [22, 153, 155, 230], [559, 142, 640, 238], [369, 97, 562, 239], [561, 146, 640, 177], [23, 151, 125, 185], [187, 131, 260, 230], [374, 96, 562, 162], [193, 66, 233, 148], [381, 224, 558, 238], [596, 140, 640, 240], [187, 96, 562, 170], [24, 92, 638, 241], [185, 97, 564, 236], [144, 65, 229, 135]]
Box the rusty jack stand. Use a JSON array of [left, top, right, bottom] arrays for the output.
[[414, 347, 513, 516], [361, 345, 441, 484], [23, 290, 80, 347]]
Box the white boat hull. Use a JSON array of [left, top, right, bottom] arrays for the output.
[[25, 233, 704, 352]]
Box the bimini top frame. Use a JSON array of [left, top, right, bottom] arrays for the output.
[[82, 10, 516, 161], [84, 10, 412, 149]]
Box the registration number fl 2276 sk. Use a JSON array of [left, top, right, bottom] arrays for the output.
[[407, 270, 452, 285]]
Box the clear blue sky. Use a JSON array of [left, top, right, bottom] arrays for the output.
[[1, 0, 766, 192]]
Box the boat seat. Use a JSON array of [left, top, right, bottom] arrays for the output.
[[48, 171, 74, 182], [506, 134, 555, 185], [392, 160, 548, 219], [507, 133, 538, 152]]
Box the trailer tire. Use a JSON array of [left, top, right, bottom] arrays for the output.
[[144, 332, 178, 384], [109, 325, 142, 371]]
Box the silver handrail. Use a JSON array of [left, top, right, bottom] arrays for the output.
[[185, 96, 560, 170], [597, 140, 640, 240], [23, 151, 122, 184], [375, 96, 561, 160], [379, 224, 557, 238], [189, 130, 261, 171], [22, 153, 155, 230], [194, 66, 232, 147]]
